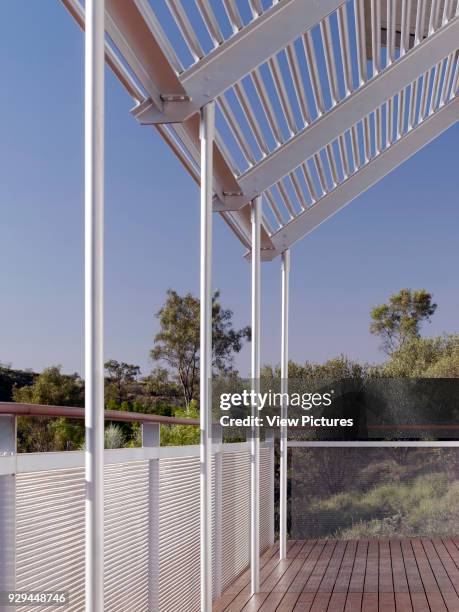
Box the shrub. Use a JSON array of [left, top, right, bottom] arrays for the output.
[[104, 424, 126, 449]]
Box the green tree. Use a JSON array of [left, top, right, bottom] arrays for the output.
[[151, 290, 250, 407], [381, 335, 459, 378], [142, 367, 180, 399], [159, 400, 200, 446], [104, 359, 141, 405], [13, 365, 84, 406], [13, 366, 84, 452], [370, 289, 437, 354], [261, 355, 366, 387]]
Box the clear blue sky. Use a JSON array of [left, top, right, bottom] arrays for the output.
[[1, 1, 458, 377]]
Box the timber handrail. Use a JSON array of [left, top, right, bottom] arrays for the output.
[[0, 402, 199, 426]]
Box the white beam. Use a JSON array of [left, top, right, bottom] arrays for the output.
[[85, 0, 105, 610], [269, 98, 458, 255], [61, 0, 145, 102], [61, 0, 276, 252], [251, 195, 262, 594], [200, 101, 214, 612], [105, 0, 184, 113], [179, 0, 345, 118], [107, 0, 343, 124], [279, 250, 290, 560], [238, 17, 459, 200]]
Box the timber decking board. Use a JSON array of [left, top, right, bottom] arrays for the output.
[[213, 539, 459, 611]]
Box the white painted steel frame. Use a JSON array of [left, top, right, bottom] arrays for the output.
[[237, 16, 459, 200], [113, 0, 345, 123], [178, 0, 345, 120], [62, 0, 276, 255], [279, 250, 290, 561], [63, 0, 459, 260], [269, 97, 459, 254], [200, 101, 215, 612], [0, 416, 16, 594], [250, 195, 262, 594], [0, 441, 273, 477], [55, 1, 459, 608], [85, 1, 105, 611], [0, 434, 274, 610]]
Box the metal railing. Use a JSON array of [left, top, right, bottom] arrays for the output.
[[0, 404, 275, 612], [0, 402, 200, 427]]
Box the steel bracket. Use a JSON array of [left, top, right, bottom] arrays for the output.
[[131, 96, 195, 125]]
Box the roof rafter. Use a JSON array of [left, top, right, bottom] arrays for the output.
[[109, 0, 344, 124], [258, 97, 459, 260], [106, 0, 345, 124], [238, 16, 459, 202], [178, 0, 345, 120], [61, 0, 459, 261], [61, 0, 276, 253]]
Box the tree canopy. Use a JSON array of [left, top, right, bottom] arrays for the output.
[[8, 286, 457, 451], [151, 289, 250, 406], [12, 366, 85, 452], [104, 359, 141, 405], [13, 365, 84, 406], [380, 335, 459, 378], [370, 288, 437, 354]]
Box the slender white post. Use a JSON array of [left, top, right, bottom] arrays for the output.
[[85, 1, 105, 610], [279, 249, 290, 560], [213, 424, 223, 599], [0, 415, 16, 593], [251, 195, 262, 594], [200, 100, 215, 612], [142, 423, 160, 609]]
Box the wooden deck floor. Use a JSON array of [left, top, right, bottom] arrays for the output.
[[213, 539, 459, 611]]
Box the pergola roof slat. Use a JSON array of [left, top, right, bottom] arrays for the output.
[[178, 0, 345, 119], [61, 0, 458, 261], [237, 16, 459, 201], [261, 96, 458, 259]]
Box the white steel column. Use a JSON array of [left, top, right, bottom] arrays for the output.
[[251, 195, 262, 594], [142, 423, 160, 609], [0, 415, 16, 594], [85, 1, 105, 610], [200, 100, 215, 612], [279, 249, 290, 560]]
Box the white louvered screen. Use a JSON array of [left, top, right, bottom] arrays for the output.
[[259, 446, 275, 554], [15, 468, 85, 612], [16, 462, 150, 612], [157, 456, 201, 612], [12, 444, 274, 611], [220, 450, 251, 592], [103, 461, 150, 612]]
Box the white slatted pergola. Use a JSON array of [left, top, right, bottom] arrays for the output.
[[61, 0, 458, 609]]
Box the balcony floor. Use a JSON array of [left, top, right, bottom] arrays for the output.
[[213, 538, 459, 611]]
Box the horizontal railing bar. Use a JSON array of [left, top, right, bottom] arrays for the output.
[[0, 441, 270, 475], [288, 441, 459, 447], [280, 423, 459, 431], [0, 402, 199, 426]]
